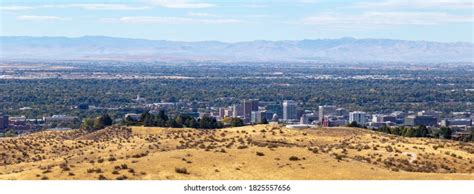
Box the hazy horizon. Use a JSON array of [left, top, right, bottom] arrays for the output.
[[1, 35, 473, 44], [2, 35, 472, 63]]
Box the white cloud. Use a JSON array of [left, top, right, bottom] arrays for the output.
[[303, 12, 473, 26], [150, 0, 215, 9], [298, 0, 321, 4], [241, 14, 271, 18], [41, 4, 152, 10], [1, 4, 151, 12], [16, 15, 69, 21], [0, 6, 33, 11], [240, 4, 267, 8], [104, 16, 242, 24], [355, 0, 474, 9], [186, 12, 270, 19], [187, 12, 217, 17]]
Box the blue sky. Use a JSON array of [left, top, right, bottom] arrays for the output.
[[0, 0, 473, 42]]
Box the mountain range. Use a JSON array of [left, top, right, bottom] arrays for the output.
[[0, 36, 472, 63]]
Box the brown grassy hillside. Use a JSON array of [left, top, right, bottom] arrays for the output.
[[0, 125, 472, 180]]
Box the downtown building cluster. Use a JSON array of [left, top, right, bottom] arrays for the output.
[[1, 96, 473, 140]]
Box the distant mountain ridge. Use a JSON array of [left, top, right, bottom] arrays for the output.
[[1, 36, 472, 63]]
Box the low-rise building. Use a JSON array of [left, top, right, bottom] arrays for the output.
[[124, 113, 141, 122], [151, 102, 175, 111], [44, 115, 78, 122], [368, 121, 396, 129], [349, 111, 367, 126], [9, 116, 27, 125], [373, 114, 397, 123], [417, 110, 441, 122], [322, 116, 348, 127], [251, 110, 274, 124], [441, 118, 472, 127], [404, 115, 437, 126]]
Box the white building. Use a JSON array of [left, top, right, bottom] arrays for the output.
[[300, 114, 309, 124], [372, 114, 383, 123], [224, 109, 233, 117], [283, 100, 298, 122], [349, 111, 367, 126], [133, 94, 146, 103], [318, 105, 337, 123], [124, 113, 141, 121]]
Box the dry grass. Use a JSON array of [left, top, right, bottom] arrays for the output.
[[0, 125, 472, 180]]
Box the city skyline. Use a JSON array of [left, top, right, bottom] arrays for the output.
[[1, 0, 473, 43], [0, 0, 473, 188]]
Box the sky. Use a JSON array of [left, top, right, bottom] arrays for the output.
[[0, 0, 473, 42]]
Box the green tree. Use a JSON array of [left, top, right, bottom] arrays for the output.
[[199, 116, 212, 129], [81, 118, 95, 131], [139, 112, 151, 123], [3, 129, 17, 137], [389, 126, 401, 136], [439, 127, 452, 139], [186, 117, 199, 128], [158, 110, 168, 121], [175, 115, 184, 126], [144, 115, 154, 127], [347, 121, 360, 128], [155, 116, 166, 127], [122, 115, 137, 126], [93, 114, 114, 130], [379, 125, 390, 134], [167, 118, 181, 128], [230, 118, 244, 127], [102, 114, 113, 126], [198, 116, 222, 129], [140, 112, 154, 127], [471, 128, 474, 142], [403, 127, 415, 137], [416, 125, 429, 137], [216, 120, 224, 128]]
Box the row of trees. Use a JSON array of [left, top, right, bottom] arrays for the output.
[[375, 125, 432, 138], [222, 117, 246, 127], [348, 121, 474, 141], [122, 110, 244, 129], [79, 111, 246, 131], [365, 123, 473, 142], [0, 129, 17, 137]]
